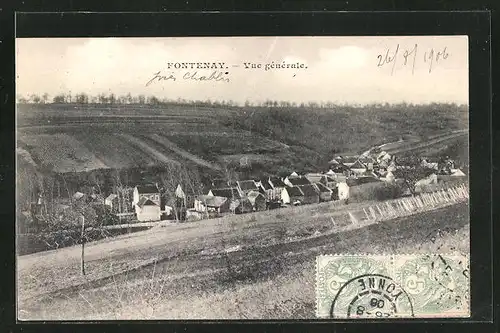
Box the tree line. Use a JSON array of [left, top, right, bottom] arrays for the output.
[[16, 92, 468, 111]]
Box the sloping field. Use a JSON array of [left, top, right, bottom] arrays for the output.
[[18, 134, 108, 173], [17, 115, 289, 173], [18, 201, 469, 320], [386, 130, 468, 155]]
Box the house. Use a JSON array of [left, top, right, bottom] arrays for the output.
[[315, 183, 333, 202], [297, 184, 320, 205], [133, 184, 160, 207], [305, 173, 324, 184], [337, 182, 350, 200], [450, 168, 466, 177], [255, 178, 273, 196], [269, 177, 286, 189], [415, 173, 438, 188], [281, 186, 304, 205], [135, 197, 161, 222], [104, 193, 119, 212], [381, 171, 395, 182], [237, 180, 259, 195], [194, 195, 230, 214], [289, 171, 299, 177], [320, 175, 337, 189], [284, 176, 311, 187], [338, 156, 359, 167], [421, 158, 439, 170], [208, 188, 241, 200], [350, 160, 367, 174], [266, 177, 285, 202], [175, 184, 187, 205], [247, 190, 267, 211], [377, 151, 392, 163], [359, 156, 377, 170]]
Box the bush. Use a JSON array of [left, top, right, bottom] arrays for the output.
[[350, 182, 404, 202]]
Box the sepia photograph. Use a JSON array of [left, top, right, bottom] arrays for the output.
[[16, 36, 470, 320]]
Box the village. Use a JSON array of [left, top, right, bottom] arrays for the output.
[[39, 144, 466, 227]]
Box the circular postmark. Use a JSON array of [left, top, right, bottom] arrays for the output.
[[330, 274, 414, 318]]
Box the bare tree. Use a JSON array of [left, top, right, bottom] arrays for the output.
[[159, 164, 203, 222], [396, 155, 436, 196], [52, 94, 66, 104], [42, 93, 49, 104], [30, 94, 41, 104]]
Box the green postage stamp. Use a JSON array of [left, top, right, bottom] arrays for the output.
[[316, 254, 470, 318]]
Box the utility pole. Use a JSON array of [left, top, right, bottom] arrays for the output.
[[80, 214, 86, 275]]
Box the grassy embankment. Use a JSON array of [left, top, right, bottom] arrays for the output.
[[18, 202, 469, 320]]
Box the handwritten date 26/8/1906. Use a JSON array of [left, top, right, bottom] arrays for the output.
[[377, 44, 449, 75]]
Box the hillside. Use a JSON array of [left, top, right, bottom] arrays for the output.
[[17, 103, 468, 178], [18, 202, 470, 320]]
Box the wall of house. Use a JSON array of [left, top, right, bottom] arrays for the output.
[[137, 206, 160, 222], [302, 195, 320, 205]]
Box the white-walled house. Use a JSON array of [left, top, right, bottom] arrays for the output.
[[133, 184, 160, 207], [337, 182, 350, 200], [133, 185, 161, 222], [281, 186, 304, 205], [135, 197, 161, 222]]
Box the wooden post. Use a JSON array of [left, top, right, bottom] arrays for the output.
[[81, 214, 86, 276]]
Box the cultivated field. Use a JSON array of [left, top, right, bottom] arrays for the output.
[[16, 103, 469, 174], [18, 202, 470, 320]]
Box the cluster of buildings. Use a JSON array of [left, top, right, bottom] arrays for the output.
[[23, 145, 466, 228], [96, 148, 466, 223], [105, 174, 350, 222]]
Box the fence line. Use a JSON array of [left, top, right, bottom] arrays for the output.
[[345, 183, 468, 226]]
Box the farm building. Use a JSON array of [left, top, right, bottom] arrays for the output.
[[133, 184, 160, 207], [135, 197, 161, 222], [237, 180, 259, 195], [297, 184, 320, 205], [314, 183, 333, 202], [284, 176, 311, 187], [194, 195, 230, 214], [246, 190, 267, 211], [337, 182, 350, 200], [281, 186, 304, 205]]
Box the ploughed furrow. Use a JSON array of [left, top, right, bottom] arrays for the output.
[[117, 133, 180, 166], [148, 134, 221, 171]]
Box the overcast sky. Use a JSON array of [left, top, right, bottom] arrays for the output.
[[16, 36, 468, 105]]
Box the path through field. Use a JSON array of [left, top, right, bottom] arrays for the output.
[[148, 134, 221, 171], [117, 133, 180, 166]]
